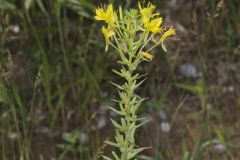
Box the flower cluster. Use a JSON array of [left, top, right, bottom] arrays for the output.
[[95, 2, 176, 59]]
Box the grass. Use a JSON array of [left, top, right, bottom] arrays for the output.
[[0, 0, 240, 160]]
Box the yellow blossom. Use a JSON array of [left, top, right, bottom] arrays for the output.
[[138, 2, 156, 23], [138, 2, 162, 34], [140, 51, 154, 61], [145, 17, 163, 34], [159, 26, 176, 43], [95, 4, 116, 28], [102, 26, 114, 51]]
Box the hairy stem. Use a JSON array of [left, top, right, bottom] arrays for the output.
[[119, 54, 140, 160]]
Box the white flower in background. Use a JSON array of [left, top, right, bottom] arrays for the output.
[[12, 25, 20, 33], [214, 142, 225, 153], [96, 116, 107, 129], [79, 132, 88, 144], [179, 63, 198, 78], [160, 121, 171, 133], [62, 132, 71, 141]]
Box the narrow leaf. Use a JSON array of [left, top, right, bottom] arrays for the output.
[[101, 155, 112, 160], [104, 140, 119, 147], [111, 82, 125, 91], [107, 106, 125, 116], [110, 118, 122, 130], [128, 147, 150, 159], [112, 151, 120, 160]]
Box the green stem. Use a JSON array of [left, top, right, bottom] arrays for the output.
[[119, 55, 139, 160]]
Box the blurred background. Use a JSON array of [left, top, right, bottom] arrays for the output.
[[0, 0, 240, 159]]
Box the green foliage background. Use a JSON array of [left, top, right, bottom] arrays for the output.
[[0, 0, 240, 160]]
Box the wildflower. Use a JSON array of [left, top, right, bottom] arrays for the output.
[[145, 17, 163, 34], [95, 4, 116, 28], [138, 2, 156, 24], [159, 26, 176, 43], [102, 26, 114, 51], [138, 2, 162, 34], [140, 51, 154, 61]]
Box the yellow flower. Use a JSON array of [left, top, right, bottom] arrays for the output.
[[138, 2, 156, 23], [159, 26, 176, 43], [145, 17, 163, 34], [140, 51, 154, 61], [138, 2, 162, 34], [95, 4, 116, 28], [102, 26, 114, 51]]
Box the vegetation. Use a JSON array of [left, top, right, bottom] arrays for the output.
[[95, 3, 176, 160], [0, 0, 240, 160]]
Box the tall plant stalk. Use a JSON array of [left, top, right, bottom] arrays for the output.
[[94, 3, 176, 160]]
